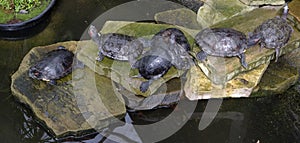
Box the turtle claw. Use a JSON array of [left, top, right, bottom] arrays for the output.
[[196, 51, 207, 62], [238, 53, 248, 68], [275, 48, 280, 62]]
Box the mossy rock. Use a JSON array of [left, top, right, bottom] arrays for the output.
[[77, 21, 195, 97], [11, 41, 126, 137], [193, 7, 300, 85]]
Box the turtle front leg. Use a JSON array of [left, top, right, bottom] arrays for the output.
[[96, 51, 104, 61], [275, 47, 280, 62], [196, 51, 207, 62], [140, 80, 153, 93], [238, 53, 248, 68], [49, 79, 57, 85]]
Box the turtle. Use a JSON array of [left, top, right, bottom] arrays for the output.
[[195, 28, 249, 68], [88, 25, 145, 64], [133, 29, 192, 93], [29, 46, 75, 85], [152, 28, 193, 70], [248, 3, 293, 62]]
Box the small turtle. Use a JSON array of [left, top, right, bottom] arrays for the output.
[[133, 55, 172, 93], [29, 46, 75, 85], [195, 28, 249, 68], [88, 25, 145, 63], [248, 3, 293, 62]]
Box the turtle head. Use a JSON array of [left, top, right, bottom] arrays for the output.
[[247, 32, 261, 48], [88, 25, 102, 45], [282, 3, 289, 20]]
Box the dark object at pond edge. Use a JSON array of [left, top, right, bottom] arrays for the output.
[[0, 0, 56, 40]]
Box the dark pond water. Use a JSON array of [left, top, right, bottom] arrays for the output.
[[0, 0, 299, 142]]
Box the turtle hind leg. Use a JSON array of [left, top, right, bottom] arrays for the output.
[[275, 47, 280, 62], [140, 80, 153, 93], [238, 53, 248, 68], [196, 51, 207, 62], [96, 52, 104, 61]]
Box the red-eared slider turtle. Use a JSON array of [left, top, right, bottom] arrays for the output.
[[88, 25, 145, 63], [29, 46, 74, 85], [248, 3, 293, 62], [195, 28, 249, 68]]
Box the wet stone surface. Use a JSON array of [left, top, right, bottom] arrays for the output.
[[239, 0, 285, 6]]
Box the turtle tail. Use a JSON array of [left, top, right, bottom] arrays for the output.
[[282, 3, 289, 20]]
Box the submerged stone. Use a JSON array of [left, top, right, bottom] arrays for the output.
[[239, 0, 285, 6], [77, 21, 194, 97], [154, 8, 202, 29], [11, 41, 126, 137], [197, 0, 255, 27], [185, 64, 268, 100], [253, 58, 299, 95], [193, 7, 300, 85]]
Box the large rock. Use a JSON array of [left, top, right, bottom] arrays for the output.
[[154, 8, 202, 29], [239, 0, 285, 6], [77, 21, 195, 97], [11, 41, 126, 137], [193, 7, 300, 85], [197, 0, 255, 27]]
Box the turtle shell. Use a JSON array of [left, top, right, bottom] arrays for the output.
[[253, 16, 293, 49], [88, 25, 144, 61], [28, 46, 74, 84], [134, 55, 172, 80], [195, 28, 248, 57], [153, 28, 191, 51]]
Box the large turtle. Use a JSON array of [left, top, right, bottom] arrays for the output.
[[195, 28, 249, 68], [88, 25, 145, 64], [248, 3, 293, 62], [29, 46, 75, 85], [133, 28, 192, 92]]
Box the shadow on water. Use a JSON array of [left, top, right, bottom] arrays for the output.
[[0, 0, 299, 142]]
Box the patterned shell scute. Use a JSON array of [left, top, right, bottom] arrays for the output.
[[195, 28, 248, 57], [253, 16, 293, 49], [28, 48, 74, 82]]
